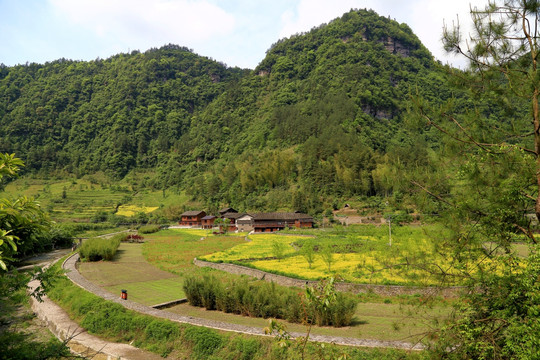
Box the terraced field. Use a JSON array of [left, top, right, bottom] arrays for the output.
[[1, 176, 191, 222]]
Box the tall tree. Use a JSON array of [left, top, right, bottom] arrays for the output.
[[413, 1, 540, 357], [438, 0, 540, 239]]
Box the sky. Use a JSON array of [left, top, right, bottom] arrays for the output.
[[0, 0, 487, 70]]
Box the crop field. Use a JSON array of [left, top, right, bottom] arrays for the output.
[[142, 228, 246, 275], [116, 204, 159, 216], [201, 233, 307, 262], [1, 176, 191, 222], [199, 225, 497, 286], [79, 242, 185, 305]]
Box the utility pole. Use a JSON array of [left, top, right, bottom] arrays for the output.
[[387, 215, 392, 246], [384, 201, 392, 246]]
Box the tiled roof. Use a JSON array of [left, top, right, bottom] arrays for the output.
[[252, 212, 313, 221], [201, 215, 216, 220], [222, 212, 244, 219], [181, 210, 205, 216], [219, 207, 237, 214]]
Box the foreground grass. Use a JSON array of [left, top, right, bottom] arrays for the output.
[[50, 257, 427, 359], [0, 276, 70, 359], [166, 300, 446, 342]]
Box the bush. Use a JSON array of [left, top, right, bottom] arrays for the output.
[[183, 275, 358, 327], [138, 224, 160, 234], [183, 326, 223, 360], [79, 236, 121, 261], [145, 319, 179, 341], [50, 225, 74, 247], [90, 210, 109, 223]]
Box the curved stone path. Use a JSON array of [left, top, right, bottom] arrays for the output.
[[61, 253, 424, 351], [28, 255, 163, 360]]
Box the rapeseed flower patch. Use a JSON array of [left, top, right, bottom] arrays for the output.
[[201, 225, 514, 286], [116, 204, 159, 216], [201, 234, 306, 261]]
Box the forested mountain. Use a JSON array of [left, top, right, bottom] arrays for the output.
[[0, 9, 454, 212]]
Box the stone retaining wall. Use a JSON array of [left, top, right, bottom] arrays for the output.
[[193, 258, 462, 297]]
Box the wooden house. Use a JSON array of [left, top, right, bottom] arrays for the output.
[[201, 215, 216, 229], [219, 207, 237, 216], [252, 212, 313, 233], [221, 212, 243, 232], [179, 210, 206, 227]]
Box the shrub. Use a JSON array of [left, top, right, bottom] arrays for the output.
[[90, 210, 109, 223], [79, 236, 121, 261], [230, 337, 260, 360], [145, 319, 179, 341], [48, 224, 74, 248], [183, 326, 223, 360], [138, 224, 160, 234], [182, 274, 358, 327]]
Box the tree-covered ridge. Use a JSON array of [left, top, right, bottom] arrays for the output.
[[0, 9, 452, 212], [181, 9, 450, 210], [0, 45, 246, 178]]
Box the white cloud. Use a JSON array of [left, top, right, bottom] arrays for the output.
[[279, 0, 361, 39], [403, 0, 487, 67], [49, 0, 236, 48], [276, 0, 488, 69]]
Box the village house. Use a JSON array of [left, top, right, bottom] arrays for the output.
[[236, 214, 254, 232], [220, 211, 243, 232], [219, 207, 237, 216], [252, 212, 314, 232], [179, 210, 206, 227], [201, 215, 216, 229]]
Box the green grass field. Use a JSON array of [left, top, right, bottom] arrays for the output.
[[79, 243, 185, 305], [78, 229, 247, 305], [166, 300, 445, 342], [142, 229, 246, 275]]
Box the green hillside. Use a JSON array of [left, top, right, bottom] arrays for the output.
[[0, 9, 453, 213]]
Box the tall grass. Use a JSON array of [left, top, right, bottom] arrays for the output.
[[183, 274, 358, 327], [138, 224, 161, 234], [79, 235, 121, 261]]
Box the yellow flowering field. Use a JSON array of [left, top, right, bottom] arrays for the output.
[[251, 252, 460, 286], [200, 225, 506, 285], [200, 234, 308, 262], [116, 204, 159, 216]]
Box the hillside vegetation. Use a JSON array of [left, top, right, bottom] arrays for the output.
[[0, 9, 454, 214]]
